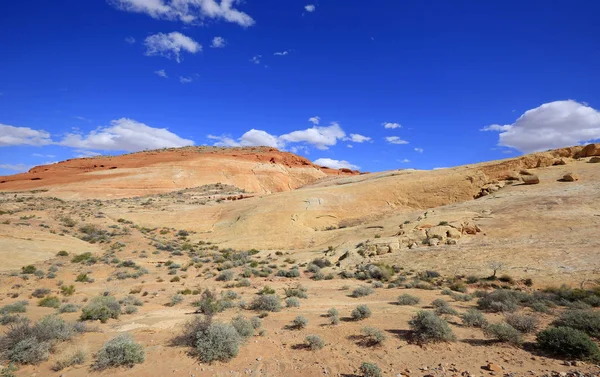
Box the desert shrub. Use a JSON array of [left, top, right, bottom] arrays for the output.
[[414, 281, 435, 290], [305, 334, 324, 350], [60, 285, 75, 296], [58, 303, 79, 313], [449, 282, 467, 293], [0, 314, 25, 325], [0, 315, 75, 364], [330, 315, 340, 325], [21, 265, 36, 274], [431, 299, 458, 316], [461, 309, 488, 328], [31, 288, 51, 298], [312, 258, 331, 268], [231, 315, 254, 338], [505, 313, 539, 333], [193, 290, 225, 317], [52, 349, 86, 371], [71, 252, 94, 264], [124, 306, 138, 314], [195, 322, 242, 363], [537, 327, 600, 362], [120, 295, 143, 307], [237, 278, 251, 287], [327, 308, 339, 318], [75, 273, 90, 283], [258, 286, 276, 295], [552, 310, 600, 338], [360, 362, 382, 377], [531, 302, 552, 314], [409, 311, 456, 343], [38, 296, 61, 309], [306, 263, 320, 273], [351, 305, 371, 321], [56, 250, 69, 257], [352, 286, 374, 298], [284, 285, 308, 299], [80, 296, 121, 323], [451, 292, 473, 302], [250, 316, 262, 329], [484, 323, 521, 345], [290, 315, 308, 330], [397, 294, 420, 306], [0, 301, 28, 314], [169, 294, 184, 306], [361, 327, 386, 346], [92, 334, 145, 370], [477, 289, 529, 312], [216, 270, 234, 282], [249, 294, 281, 312], [286, 297, 300, 308]]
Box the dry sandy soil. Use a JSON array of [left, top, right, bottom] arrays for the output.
[[0, 145, 599, 377]]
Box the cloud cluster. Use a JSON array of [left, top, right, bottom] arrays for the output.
[[313, 158, 358, 170], [385, 136, 408, 145], [109, 0, 255, 27], [59, 118, 194, 152], [154, 69, 168, 78], [304, 4, 316, 12], [208, 120, 369, 151], [0, 163, 30, 172], [383, 122, 401, 129], [211, 36, 226, 48], [482, 100, 600, 153], [0, 124, 52, 147], [144, 32, 201, 62]]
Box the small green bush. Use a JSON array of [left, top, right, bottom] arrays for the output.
[[409, 311, 456, 343], [58, 303, 79, 313], [360, 362, 382, 377], [537, 327, 600, 361], [92, 334, 145, 370], [351, 305, 371, 321], [284, 286, 308, 299], [361, 327, 386, 346], [250, 316, 262, 329], [552, 310, 600, 338], [56, 250, 69, 257], [290, 315, 308, 329], [305, 334, 324, 350], [38, 296, 61, 309], [216, 270, 234, 281], [286, 297, 300, 308], [249, 294, 282, 312], [31, 288, 51, 298], [431, 299, 458, 316], [0, 301, 28, 314], [195, 322, 242, 363], [21, 265, 37, 274], [169, 294, 184, 306], [461, 308, 488, 328], [60, 285, 76, 296], [484, 323, 522, 345], [397, 294, 420, 306], [231, 315, 254, 338], [352, 286, 374, 298], [505, 313, 539, 333], [80, 296, 121, 323], [327, 308, 339, 317], [477, 289, 527, 313]]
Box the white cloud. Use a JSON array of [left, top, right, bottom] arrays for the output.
[[414, 147, 424, 153], [59, 118, 194, 152], [313, 158, 359, 170], [208, 121, 348, 151], [0, 163, 30, 172], [308, 116, 320, 125], [0, 124, 52, 147], [125, 36, 136, 44], [480, 124, 511, 132], [154, 69, 168, 78], [280, 122, 346, 150], [250, 55, 261, 64], [32, 153, 56, 158], [274, 51, 288, 56], [179, 76, 193, 84], [208, 129, 283, 149], [383, 122, 401, 129], [75, 150, 101, 158], [483, 100, 600, 153], [346, 144, 353, 148], [144, 32, 201, 62], [385, 136, 409, 145], [211, 36, 226, 48], [109, 0, 255, 27], [347, 133, 371, 143], [305, 4, 316, 12], [400, 159, 410, 163]]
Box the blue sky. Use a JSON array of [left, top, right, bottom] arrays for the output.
[[1, 0, 600, 175]]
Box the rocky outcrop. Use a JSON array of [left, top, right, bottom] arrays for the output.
[[522, 175, 540, 185]]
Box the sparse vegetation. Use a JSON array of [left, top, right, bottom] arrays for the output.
[[409, 311, 456, 343], [461, 308, 488, 328], [552, 309, 600, 338], [360, 362, 382, 377], [80, 296, 121, 323], [484, 323, 522, 345], [305, 334, 325, 350], [397, 294, 420, 306], [92, 334, 145, 370], [249, 294, 282, 312], [352, 285, 374, 298], [537, 327, 600, 362], [351, 305, 372, 321], [505, 313, 539, 333], [360, 327, 386, 346], [290, 315, 308, 329]]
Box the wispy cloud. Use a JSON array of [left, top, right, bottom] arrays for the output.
[[109, 0, 255, 27], [304, 4, 316, 12], [308, 116, 320, 125], [385, 136, 409, 145], [144, 32, 201, 63], [414, 147, 424, 153], [179, 76, 194, 84], [0, 163, 30, 172], [154, 69, 168, 78], [274, 51, 289, 56], [250, 55, 262, 64], [211, 36, 226, 48], [125, 36, 136, 44], [383, 122, 401, 129]]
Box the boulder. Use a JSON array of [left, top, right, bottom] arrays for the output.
[[553, 158, 568, 165], [427, 226, 453, 241], [576, 143, 600, 158], [461, 221, 481, 235], [521, 174, 540, 185], [590, 157, 600, 163], [562, 173, 579, 182]]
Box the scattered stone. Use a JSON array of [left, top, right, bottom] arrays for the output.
[[485, 363, 503, 372], [562, 173, 579, 182], [522, 174, 540, 185]]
